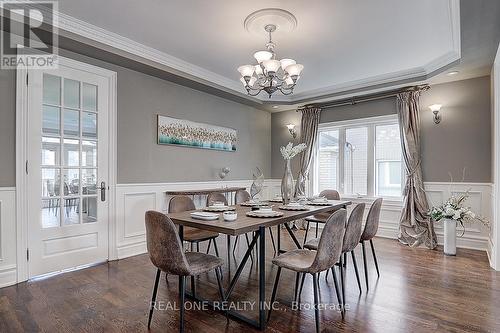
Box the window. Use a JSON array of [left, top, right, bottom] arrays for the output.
[[313, 115, 403, 199]]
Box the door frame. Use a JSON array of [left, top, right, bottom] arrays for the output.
[[15, 54, 118, 282]]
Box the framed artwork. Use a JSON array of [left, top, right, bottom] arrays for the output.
[[157, 115, 237, 152]]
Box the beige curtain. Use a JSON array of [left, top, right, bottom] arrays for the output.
[[294, 107, 321, 197], [397, 90, 437, 249]]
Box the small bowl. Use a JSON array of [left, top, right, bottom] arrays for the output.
[[259, 207, 273, 213], [212, 201, 225, 207], [223, 211, 237, 221]]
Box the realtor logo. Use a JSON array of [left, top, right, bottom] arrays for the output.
[[0, 1, 58, 69]]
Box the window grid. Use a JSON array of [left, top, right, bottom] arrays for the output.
[[312, 116, 403, 199]]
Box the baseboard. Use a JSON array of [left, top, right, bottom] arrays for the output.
[[116, 242, 148, 260], [0, 265, 17, 288]]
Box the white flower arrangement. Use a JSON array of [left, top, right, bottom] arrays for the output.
[[280, 142, 307, 160], [429, 190, 489, 235]]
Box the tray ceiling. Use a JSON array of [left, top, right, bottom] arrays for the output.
[[51, 0, 460, 102]]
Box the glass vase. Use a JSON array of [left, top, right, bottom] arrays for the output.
[[281, 159, 294, 205]]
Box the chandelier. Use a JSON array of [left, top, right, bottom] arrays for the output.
[[238, 24, 304, 98]]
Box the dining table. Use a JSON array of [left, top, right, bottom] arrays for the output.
[[168, 199, 352, 330]]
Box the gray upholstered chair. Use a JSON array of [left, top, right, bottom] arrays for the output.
[[169, 196, 220, 256], [233, 189, 276, 256], [206, 192, 228, 206], [304, 203, 365, 312], [268, 209, 347, 333], [234, 189, 251, 203], [145, 211, 225, 332], [360, 198, 383, 290], [303, 189, 341, 245]]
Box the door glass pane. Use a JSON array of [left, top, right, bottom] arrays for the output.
[[82, 169, 97, 195], [43, 74, 61, 105], [83, 83, 97, 111], [42, 105, 60, 135], [64, 169, 80, 195], [82, 197, 98, 223], [317, 130, 339, 193], [82, 112, 97, 138], [63, 109, 80, 136], [42, 198, 60, 228], [344, 127, 368, 196], [63, 139, 80, 167], [376, 124, 402, 197], [63, 197, 80, 225], [82, 141, 97, 167], [64, 79, 80, 109], [42, 137, 60, 166], [42, 168, 60, 198]]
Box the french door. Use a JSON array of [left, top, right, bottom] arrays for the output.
[[26, 59, 111, 277]]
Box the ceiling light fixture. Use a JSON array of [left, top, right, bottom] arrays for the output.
[[447, 71, 459, 76], [238, 23, 304, 98]]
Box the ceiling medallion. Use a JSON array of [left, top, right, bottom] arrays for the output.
[[238, 9, 303, 98]]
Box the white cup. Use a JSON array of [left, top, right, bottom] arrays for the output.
[[223, 211, 237, 221]]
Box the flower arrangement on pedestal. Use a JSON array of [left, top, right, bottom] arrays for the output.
[[429, 191, 488, 255]]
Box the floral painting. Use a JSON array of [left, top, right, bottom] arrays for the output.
[[157, 115, 237, 152]]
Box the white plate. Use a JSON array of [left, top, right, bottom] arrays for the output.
[[279, 205, 309, 211], [190, 212, 220, 220], [246, 211, 284, 218], [203, 206, 235, 212]]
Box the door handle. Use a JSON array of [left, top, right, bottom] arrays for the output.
[[100, 181, 106, 202]]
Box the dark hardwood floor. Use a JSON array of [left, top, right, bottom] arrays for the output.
[[0, 232, 499, 332]]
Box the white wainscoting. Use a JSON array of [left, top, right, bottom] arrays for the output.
[[115, 179, 282, 259], [114, 180, 492, 260], [0, 188, 17, 288]]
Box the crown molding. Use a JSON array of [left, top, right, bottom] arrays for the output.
[[15, 0, 460, 104]]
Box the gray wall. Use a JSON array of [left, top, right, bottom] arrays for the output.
[[271, 76, 492, 183], [0, 70, 16, 187], [0, 49, 271, 186]]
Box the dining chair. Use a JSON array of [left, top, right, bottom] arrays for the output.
[[145, 211, 225, 332], [206, 192, 228, 206], [360, 198, 383, 290], [232, 189, 277, 256], [303, 189, 341, 245], [304, 203, 365, 312], [169, 196, 220, 256], [269, 209, 346, 333]]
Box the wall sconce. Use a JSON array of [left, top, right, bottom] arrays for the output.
[[429, 104, 442, 124], [286, 124, 297, 138]]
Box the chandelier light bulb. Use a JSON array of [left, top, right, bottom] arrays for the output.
[[285, 76, 295, 86], [284, 63, 304, 77], [280, 59, 296, 71], [237, 65, 255, 78], [254, 64, 263, 76], [254, 50, 273, 64], [263, 59, 281, 73]]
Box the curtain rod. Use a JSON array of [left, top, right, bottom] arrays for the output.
[[298, 84, 429, 110]]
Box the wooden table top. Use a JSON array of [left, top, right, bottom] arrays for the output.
[[165, 186, 246, 195], [168, 200, 352, 236]]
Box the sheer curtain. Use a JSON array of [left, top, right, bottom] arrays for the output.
[[396, 89, 437, 249]]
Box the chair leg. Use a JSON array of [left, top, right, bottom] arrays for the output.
[[293, 272, 300, 302], [351, 250, 362, 294], [370, 239, 380, 277], [179, 276, 186, 333], [339, 256, 346, 319], [303, 221, 310, 245], [268, 266, 282, 323], [269, 228, 277, 256], [331, 267, 342, 312], [147, 268, 161, 329], [298, 272, 306, 302], [312, 273, 320, 333], [361, 241, 369, 290], [315, 222, 319, 238], [190, 242, 194, 252], [196, 242, 200, 252], [206, 239, 212, 254], [214, 267, 227, 319], [232, 235, 239, 255]]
